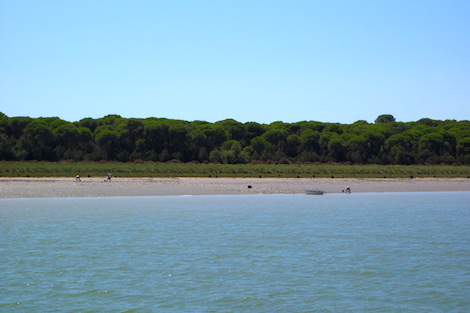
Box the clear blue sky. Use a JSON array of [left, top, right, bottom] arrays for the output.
[[1, 0, 469, 124]]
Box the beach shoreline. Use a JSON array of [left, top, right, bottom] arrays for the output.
[[1, 177, 470, 199]]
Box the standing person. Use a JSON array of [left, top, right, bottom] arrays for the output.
[[107, 172, 112, 181], [76, 174, 81, 182]]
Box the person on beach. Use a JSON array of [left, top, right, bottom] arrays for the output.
[[345, 186, 351, 193], [107, 172, 112, 181], [76, 174, 81, 182]]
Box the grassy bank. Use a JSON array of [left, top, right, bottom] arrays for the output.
[[1, 161, 470, 178]]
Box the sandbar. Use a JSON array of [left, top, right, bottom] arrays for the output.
[[1, 177, 470, 198]]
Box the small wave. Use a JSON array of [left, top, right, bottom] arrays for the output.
[[69, 289, 113, 296], [120, 307, 153, 313], [0, 302, 22, 307]]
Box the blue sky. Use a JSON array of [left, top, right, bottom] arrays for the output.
[[1, 0, 469, 124]]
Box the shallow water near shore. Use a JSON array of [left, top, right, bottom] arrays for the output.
[[1, 192, 469, 312]]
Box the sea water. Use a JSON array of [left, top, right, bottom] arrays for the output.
[[1, 192, 469, 313]]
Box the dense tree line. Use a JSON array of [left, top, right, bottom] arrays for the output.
[[1, 113, 469, 164]]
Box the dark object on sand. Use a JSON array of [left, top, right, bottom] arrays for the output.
[[305, 189, 324, 195]]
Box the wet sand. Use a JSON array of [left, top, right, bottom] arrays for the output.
[[1, 177, 470, 198]]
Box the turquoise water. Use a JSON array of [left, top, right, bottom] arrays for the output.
[[1, 192, 469, 312]]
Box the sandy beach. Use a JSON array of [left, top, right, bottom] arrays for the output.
[[1, 177, 470, 198]]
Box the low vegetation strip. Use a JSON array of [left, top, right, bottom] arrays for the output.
[[1, 162, 470, 178]]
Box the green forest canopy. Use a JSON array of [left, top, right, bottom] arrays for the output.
[[1, 113, 469, 165]]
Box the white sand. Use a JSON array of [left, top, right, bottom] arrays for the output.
[[1, 177, 470, 198]]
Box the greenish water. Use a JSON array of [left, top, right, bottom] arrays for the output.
[[1, 192, 469, 312]]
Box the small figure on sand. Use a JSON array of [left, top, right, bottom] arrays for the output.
[[107, 172, 112, 182], [345, 186, 351, 193], [76, 174, 81, 182]]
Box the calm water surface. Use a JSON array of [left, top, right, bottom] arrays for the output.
[[1, 192, 469, 312]]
